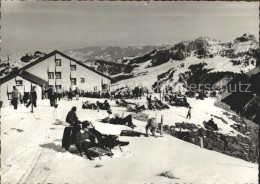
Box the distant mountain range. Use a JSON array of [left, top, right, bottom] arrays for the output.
[[61, 45, 162, 62]]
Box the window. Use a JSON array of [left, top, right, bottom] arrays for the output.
[[48, 72, 54, 79], [71, 78, 76, 85], [55, 59, 61, 66], [16, 80, 23, 86], [55, 85, 62, 89], [71, 65, 76, 71], [55, 72, 61, 79], [81, 78, 85, 83]]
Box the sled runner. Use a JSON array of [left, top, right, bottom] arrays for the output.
[[88, 147, 113, 160]]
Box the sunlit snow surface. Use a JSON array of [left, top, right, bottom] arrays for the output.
[[1, 97, 258, 183]]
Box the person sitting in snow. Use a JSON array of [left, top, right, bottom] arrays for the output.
[[134, 103, 146, 112], [66, 106, 81, 128], [204, 118, 219, 131], [82, 101, 97, 110], [145, 118, 159, 137], [74, 121, 129, 160], [103, 100, 110, 110], [146, 95, 152, 104], [75, 121, 100, 160], [96, 100, 111, 111], [153, 97, 169, 109]]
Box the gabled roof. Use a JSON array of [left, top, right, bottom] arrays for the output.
[[0, 50, 116, 85], [20, 70, 49, 87]]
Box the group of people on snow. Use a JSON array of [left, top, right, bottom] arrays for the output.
[[64, 106, 131, 160], [11, 85, 38, 111]]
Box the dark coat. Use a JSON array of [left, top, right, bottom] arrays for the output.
[[45, 88, 54, 99], [75, 129, 96, 144], [30, 91, 37, 100], [66, 111, 79, 125]]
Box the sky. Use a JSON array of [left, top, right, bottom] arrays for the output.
[[1, 1, 259, 55]]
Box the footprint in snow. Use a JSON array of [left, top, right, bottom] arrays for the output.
[[95, 164, 103, 168], [159, 171, 180, 180], [44, 167, 50, 171]]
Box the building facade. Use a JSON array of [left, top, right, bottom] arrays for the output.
[[0, 50, 114, 106]]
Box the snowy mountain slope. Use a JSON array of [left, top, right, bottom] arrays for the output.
[[1, 97, 258, 183], [0, 51, 46, 78], [112, 55, 255, 91], [112, 34, 258, 91]]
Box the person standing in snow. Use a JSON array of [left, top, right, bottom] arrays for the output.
[[68, 88, 73, 101], [139, 86, 142, 99], [74, 87, 80, 101], [45, 86, 55, 107], [26, 86, 37, 108], [11, 86, 19, 110], [186, 106, 191, 119], [133, 87, 139, 100], [57, 88, 62, 101]]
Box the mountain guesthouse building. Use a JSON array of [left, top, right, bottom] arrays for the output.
[[0, 50, 114, 106]]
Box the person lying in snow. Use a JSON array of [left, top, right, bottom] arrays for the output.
[[102, 112, 136, 129], [147, 97, 169, 110], [145, 118, 159, 137], [82, 101, 98, 110], [96, 100, 111, 110], [116, 98, 135, 107], [126, 103, 146, 113], [110, 114, 136, 129]]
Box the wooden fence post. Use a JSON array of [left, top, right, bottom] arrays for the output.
[[160, 115, 164, 135], [200, 137, 204, 148]]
